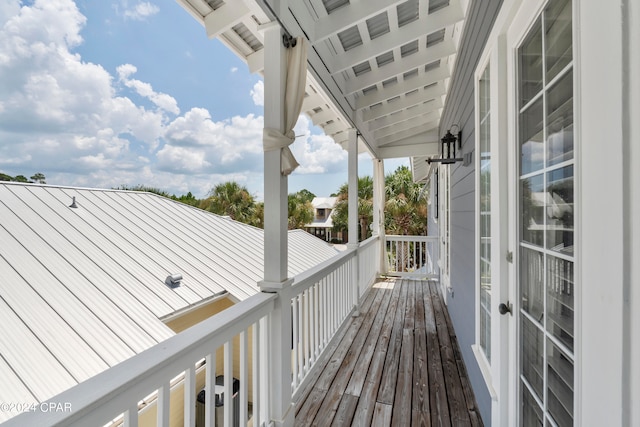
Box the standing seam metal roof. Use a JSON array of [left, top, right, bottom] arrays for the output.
[[0, 183, 339, 422]]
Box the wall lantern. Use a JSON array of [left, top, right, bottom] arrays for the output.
[[427, 125, 463, 164]]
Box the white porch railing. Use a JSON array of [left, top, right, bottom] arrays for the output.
[[385, 235, 439, 279], [1, 236, 381, 427]]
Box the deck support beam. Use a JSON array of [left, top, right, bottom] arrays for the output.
[[259, 23, 294, 427]]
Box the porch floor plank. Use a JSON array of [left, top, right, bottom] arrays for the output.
[[295, 278, 483, 426]]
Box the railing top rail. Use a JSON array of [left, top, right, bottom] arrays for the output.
[[288, 248, 356, 297], [1, 292, 277, 427], [358, 234, 379, 250], [385, 234, 439, 242]]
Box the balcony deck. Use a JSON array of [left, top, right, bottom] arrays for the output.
[[294, 278, 483, 426]]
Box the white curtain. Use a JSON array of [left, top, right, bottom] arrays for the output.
[[263, 36, 307, 176]]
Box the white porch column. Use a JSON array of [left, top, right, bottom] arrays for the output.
[[372, 158, 387, 275], [259, 23, 294, 427], [346, 129, 360, 314], [347, 129, 359, 246]]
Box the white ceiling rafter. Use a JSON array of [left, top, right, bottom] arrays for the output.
[[311, 0, 406, 44], [373, 113, 440, 139], [343, 39, 455, 95], [326, 1, 464, 74], [355, 66, 450, 110], [362, 83, 446, 122], [204, 2, 250, 39], [175, 0, 472, 162], [376, 120, 440, 146], [368, 103, 441, 132]]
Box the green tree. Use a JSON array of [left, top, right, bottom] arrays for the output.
[[384, 166, 427, 235], [288, 190, 315, 230], [13, 175, 28, 183], [201, 181, 258, 226], [332, 176, 374, 242], [30, 172, 46, 184]]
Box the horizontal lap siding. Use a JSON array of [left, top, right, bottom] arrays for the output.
[[438, 0, 504, 424]]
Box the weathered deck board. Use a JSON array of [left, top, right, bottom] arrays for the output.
[[295, 279, 483, 427]]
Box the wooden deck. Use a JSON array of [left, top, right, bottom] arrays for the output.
[[294, 278, 483, 427]]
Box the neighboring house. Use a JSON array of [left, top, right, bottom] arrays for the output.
[[0, 182, 339, 425], [304, 197, 338, 242]]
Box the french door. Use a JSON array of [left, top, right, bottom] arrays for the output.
[[515, 0, 575, 425]]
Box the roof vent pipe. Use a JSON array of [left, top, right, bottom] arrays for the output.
[[165, 274, 183, 288], [69, 197, 78, 208]]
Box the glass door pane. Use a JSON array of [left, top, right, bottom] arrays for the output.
[[517, 0, 574, 425]]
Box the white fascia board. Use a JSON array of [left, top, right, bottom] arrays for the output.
[[247, 49, 264, 74]]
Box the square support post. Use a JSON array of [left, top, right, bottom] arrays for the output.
[[258, 23, 294, 427], [346, 129, 360, 315], [373, 158, 387, 275]]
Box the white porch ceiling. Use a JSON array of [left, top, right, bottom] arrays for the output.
[[176, 0, 470, 160]]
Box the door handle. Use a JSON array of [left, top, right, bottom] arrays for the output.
[[498, 302, 512, 316]]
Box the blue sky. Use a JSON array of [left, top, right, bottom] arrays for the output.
[[0, 0, 409, 199]]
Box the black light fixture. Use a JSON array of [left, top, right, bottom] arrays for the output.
[[427, 125, 463, 164]]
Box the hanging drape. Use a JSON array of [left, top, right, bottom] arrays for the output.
[[263, 36, 307, 176]]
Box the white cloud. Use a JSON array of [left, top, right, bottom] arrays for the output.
[[123, 2, 159, 21], [230, 66, 238, 73], [289, 116, 347, 174], [0, 0, 351, 199], [250, 80, 264, 107], [117, 64, 180, 115]]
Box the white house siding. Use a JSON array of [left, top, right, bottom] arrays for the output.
[[436, 0, 504, 424]]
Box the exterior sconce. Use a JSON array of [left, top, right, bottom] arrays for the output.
[[427, 125, 463, 164]]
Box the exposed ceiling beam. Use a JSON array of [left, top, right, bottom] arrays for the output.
[[367, 103, 441, 131], [377, 140, 440, 159], [311, 0, 406, 44], [343, 40, 456, 95], [374, 113, 440, 139], [325, 2, 464, 74], [205, 2, 250, 39], [309, 108, 340, 126], [355, 66, 450, 110], [376, 120, 440, 146], [362, 84, 446, 122]]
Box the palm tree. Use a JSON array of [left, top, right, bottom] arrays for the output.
[[201, 181, 258, 225], [332, 176, 374, 242]]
